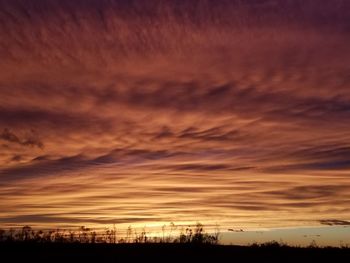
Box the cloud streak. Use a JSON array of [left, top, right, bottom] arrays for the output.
[[0, 128, 43, 149], [0, 0, 350, 234], [320, 219, 350, 226]]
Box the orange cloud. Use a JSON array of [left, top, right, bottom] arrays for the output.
[[0, 1, 350, 240]]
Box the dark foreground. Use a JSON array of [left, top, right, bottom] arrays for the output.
[[1, 243, 350, 263]]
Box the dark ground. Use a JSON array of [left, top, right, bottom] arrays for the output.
[[1, 243, 350, 263]]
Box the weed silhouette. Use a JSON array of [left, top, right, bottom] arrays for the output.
[[0, 224, 349, 263], [0, 223, 219, 244]]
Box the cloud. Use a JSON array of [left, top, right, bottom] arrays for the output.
[[0, 154, 87, 182], [228, 229, 244, 232], [164, 163, 232, 172], [265, 160, 350, 173], [319, 219, 350, 226], [265, 185, 349, 200], [0, 128, 43, 149], [0, 148, 183, 182], [0, 214, 162, 225], [178, 126, 244, 142], [163, 163, 254, 172], [0, 107, 112, 132], [0, 0, 350, 231]]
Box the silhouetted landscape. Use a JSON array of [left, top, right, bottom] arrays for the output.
[[1, 225, 349, 262]]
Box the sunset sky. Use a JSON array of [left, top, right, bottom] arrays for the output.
[[0, 0, 350, 246]]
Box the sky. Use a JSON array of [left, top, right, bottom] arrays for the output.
[[0, 0, 350, 246]]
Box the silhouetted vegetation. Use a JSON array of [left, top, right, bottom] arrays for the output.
[[1, 224, 349, 262], [0, 223, 219, 245]]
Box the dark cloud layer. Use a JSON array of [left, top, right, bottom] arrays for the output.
[[320, 219, 350, 226], [0, 0, 350, 234], [0, 128, 43, 149]]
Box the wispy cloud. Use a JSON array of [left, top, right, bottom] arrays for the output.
[[0, 0, 350, 230], [320, 219, 350, 226], [0, 128, 43, 149]]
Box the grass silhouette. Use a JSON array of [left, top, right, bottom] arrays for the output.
[[0, 223, 219, 244], [0, 224, 349, 262]]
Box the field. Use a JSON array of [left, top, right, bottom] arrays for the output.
[[1, 242, 350, 263]]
